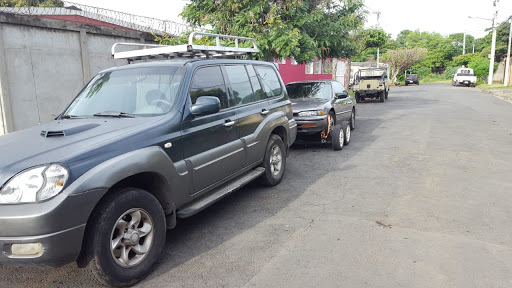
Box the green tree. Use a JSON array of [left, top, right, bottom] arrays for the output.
[[179, 0, 365, 62], [474, 20, 511, 61], [0, 0, 63, 7]]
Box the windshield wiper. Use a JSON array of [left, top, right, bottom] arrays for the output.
[[93, 111, 139, 118], [59, 114, 85, 119]]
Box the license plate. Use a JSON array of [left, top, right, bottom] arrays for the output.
[[353, 85, 359, 89]]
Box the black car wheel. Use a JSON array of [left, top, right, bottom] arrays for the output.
[[344, 123, 351, 145], [83, 188, 166, 287], [331, 124, 344, 151], [350, 108, 355, 131], [260, 134, 286, 186]]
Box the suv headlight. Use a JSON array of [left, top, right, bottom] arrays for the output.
[[298, 110, 325, 117], [0, 164, 69, 204]]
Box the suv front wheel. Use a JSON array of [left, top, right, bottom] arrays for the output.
[[260, 134, 286, 186], [84, 188, 166, 287]]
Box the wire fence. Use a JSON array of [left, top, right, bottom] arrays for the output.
[[0, 1, 203, 36]]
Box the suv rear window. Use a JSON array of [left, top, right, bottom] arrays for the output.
[[254, 66, 282, 97]]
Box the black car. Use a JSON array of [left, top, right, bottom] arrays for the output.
[[0, 34, 297, 287], [405, 74, 419, 85], [286, 80, 356, 150]]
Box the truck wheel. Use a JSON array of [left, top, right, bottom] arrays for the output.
[[379, 91, 385, 102], [344, 123, 351, 145], [84, 188, 166, 287], [260, 134, 286, 186], [350, 108, 355, 131], [331, 124, 344, 151], [385, 90, 389, 100], [355, 92, 361, 103]]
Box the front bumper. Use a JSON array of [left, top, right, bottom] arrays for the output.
[[0, 225, 85, 267], [294, 115, 328, 134], [0, 188, 106, 267]]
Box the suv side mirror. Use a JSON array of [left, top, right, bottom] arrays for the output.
[[190, 96, 221, 116], [336, 92, 348, 99]]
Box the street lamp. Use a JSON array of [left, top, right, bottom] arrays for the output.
[[468, 14, 497, 85]]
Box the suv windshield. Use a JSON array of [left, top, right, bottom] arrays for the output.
[[286, 82, 332, 100], [62, 66, 185, 118]]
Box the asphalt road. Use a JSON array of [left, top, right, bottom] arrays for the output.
[[1, 83, 512, 288]]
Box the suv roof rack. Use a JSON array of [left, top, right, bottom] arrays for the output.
[[112, 32, 259, 63]]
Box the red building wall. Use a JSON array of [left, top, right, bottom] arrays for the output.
[[277, 58, 346, 84]]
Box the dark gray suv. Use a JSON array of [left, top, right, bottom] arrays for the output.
[[0, 50, 296, 285]]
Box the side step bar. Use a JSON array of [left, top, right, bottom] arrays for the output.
[[176, 167, 265, 218]]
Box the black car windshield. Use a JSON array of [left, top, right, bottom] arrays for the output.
[[61, 66, 185, 118], [286, 82, 332, 100]]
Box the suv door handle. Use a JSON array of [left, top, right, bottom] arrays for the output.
[[260, 109, 269, 115], [224, 120, 235, 127]]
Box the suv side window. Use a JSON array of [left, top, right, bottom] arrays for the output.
[[190, 66, 229, 109], [246, 65, 266, 101], [254, 65, 282, 98], [225, 65, 255, 106], [332, 81, 345, 95]]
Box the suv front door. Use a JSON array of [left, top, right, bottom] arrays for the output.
[[181, 65, 244, 194]]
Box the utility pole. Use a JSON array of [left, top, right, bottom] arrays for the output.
[[488, 0, 499, 85], [472, 42, 475, 53], [463, 32, 466, 55], [504, 16, 512, 86], [375, 11, 381, 67]]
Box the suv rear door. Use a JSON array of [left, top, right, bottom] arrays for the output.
[[181, 65, 244, 194], [224, 64, 269, 167]]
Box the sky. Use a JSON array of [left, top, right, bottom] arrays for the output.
[[70, 0, 512, 40]]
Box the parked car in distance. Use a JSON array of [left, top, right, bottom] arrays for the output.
[[286, 80, 355, 150], [405, 74, 419, 85], [452, 67, 476, 87], [0, 33, 297, 287], [352, 67, 390, 103]]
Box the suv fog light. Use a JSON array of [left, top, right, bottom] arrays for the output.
[[11, 243, 43, 256]]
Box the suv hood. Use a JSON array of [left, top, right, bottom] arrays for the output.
[[290, 98, 329, 113], [0, 117, 161, 187]]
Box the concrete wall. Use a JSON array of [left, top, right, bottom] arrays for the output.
[[0, 12, 154, 135], [493, 58, 512, 84]]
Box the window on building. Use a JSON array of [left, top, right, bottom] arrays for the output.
[[314, 59, 322, 74], [322, 59, 332, 74], [305, 62, 313, 74], [291, 57, 298, 65]]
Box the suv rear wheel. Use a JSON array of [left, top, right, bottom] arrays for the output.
[[260, 134, 286, 186], [84, 188, 166, 287]]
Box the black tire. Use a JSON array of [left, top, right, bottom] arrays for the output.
[[350, 108, 355, 131], [417, 81, 420, 85], [405, 82, 408, 86], [83, 188, 166, 287], [344, 123, 351, 145], [260, 134, 286, 186], [379, 91, 385, 102], [355, 92, 361, 103], [385, 90, 389, 100], [331, 124, 344, 151]]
